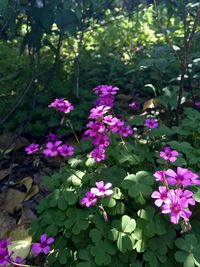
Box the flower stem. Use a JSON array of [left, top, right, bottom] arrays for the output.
[[66, 119, 80, 144]]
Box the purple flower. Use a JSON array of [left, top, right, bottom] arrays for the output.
[[25, 143, 40, 154], [91, 145, 106, 162], [43, 141, 62, 157], [57, 144, 74, 157], [145, 118, 158, 129], [0, 239, 11, 267], [81, 191, 98, 207], [128, 101, 140, 110], [47, 133, 60, 142], [93, 85, 119, 97], [12, 256, 26, 267], [162, 190, 192, 224], [160, 146, 179, 162], [90, 181, 113, 197], [165, 167, 200, 187], [89, 105, 110, 120], [151, 186, 170, 207], [194, 101, 200, 107], [153, 170, 167, 183], [0, 248, 8, 267], [118, 125, 134, 137], [32, 234, 54, 255], [48, 98, 74, 114]]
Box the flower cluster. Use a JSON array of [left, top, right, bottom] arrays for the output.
[[81, 181, 113, 207], [48, 98, 74, 114], [43, 141, 74, 157], [0, 234, 54, 266], [152, 167, 200, 224], [0, 239, 25, 267], [160, 146, 179, 162], [84, 85, 134, 162], [25, 133, 74, 158]]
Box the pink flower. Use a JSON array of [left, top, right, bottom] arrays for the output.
[[91, 181, 113, 197], [129, 101, 139, 110], [151, 186, 170, 207], [57, 144, 74, 157], [81, 191, 97, 207], [93, 85, 119, 97], [43, 141, 62, 157], [91, 145, 106, 162], [32, 234, 54, 255], [153, 170, 167, 183], [93, 135, 110, 147], [94, 96, 115, 108], [89, 105, 110, 120], [162, 190, 192, 224], [48, 98, 74, 114], [174, 188, 196, 206], [84, 122, 106, 138], [118, 125, 133, 137], [165, 167, 200, 187], [160, 146, 178, 162], [103, 115, 116, 126], [109, 118, 124, 133], [145, 118, 158, 129], [25, 143, 40, 154]]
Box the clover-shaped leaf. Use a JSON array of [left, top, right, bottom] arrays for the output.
[[122, 171, 154, 198], [175, 234, 200, 267], [109, 215, 136, 253], [65, 208, 90, 234], [90, 240, 116, 266]]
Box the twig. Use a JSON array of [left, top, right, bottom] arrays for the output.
[[176, 4, 200, 125], [0, 74, 35, 126]]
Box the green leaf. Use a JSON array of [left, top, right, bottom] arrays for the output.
[[102, 197, 116, 208], [63, 189, 78, 205], [89, 229, 102, 243], [117, 232, 135, 253], [121, 215, 136, 233], [144, 251, 158, 267], [175, 251, 189, 263]]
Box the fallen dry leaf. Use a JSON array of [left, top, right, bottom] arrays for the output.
[[0, 168, 10, 181], [0, 188, 26, 214], [20, 176, 33, 193], [0, 209, 16, 239], [19, 207, 37, 225], [25, 184, 39, 201], [8, 224, 32, 241], [143, 98, 159, 111]]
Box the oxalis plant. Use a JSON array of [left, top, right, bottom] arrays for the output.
[[2, 85, 200, 267]]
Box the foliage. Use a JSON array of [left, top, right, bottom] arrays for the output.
[[29, 98, 200, 266]]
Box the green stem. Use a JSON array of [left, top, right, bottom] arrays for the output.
[[66, 119, 80, 144]]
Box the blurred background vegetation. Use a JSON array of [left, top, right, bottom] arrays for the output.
[[0, 0, 200, 137]]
